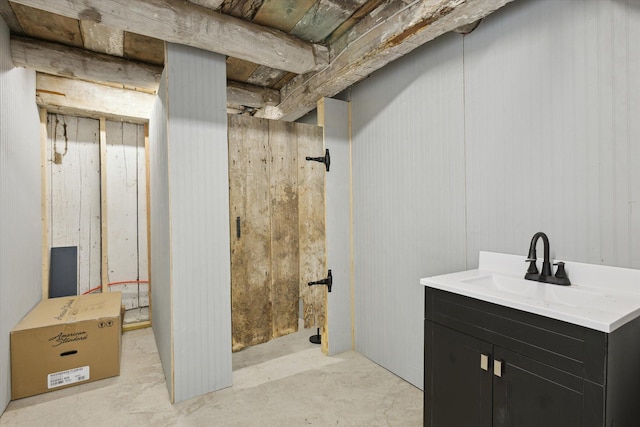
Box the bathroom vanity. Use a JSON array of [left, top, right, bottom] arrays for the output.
[[421, 252, 640, 427]]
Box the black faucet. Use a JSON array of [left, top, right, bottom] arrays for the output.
[[524, 232, 571, 286]]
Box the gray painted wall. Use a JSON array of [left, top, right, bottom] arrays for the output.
[[350, 0, 640, 389], [322, 98, 353, 355], [464, 0, 640, 267], [351, 32, 466, 389], [149, 43, 231, 403], [149, 68, 173, 399], [0, 16, 42, 411]]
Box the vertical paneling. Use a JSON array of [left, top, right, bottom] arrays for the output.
[[149, 68, 173, 400], [319, 97, 351, 356], [627, 2, 640, 269], [165, 43, 231, 403], [47, 114, 101, 295], [347, 0, 640, 391], [351, 32, 466, 389], [269, 120, 300, 338], [106, 121, 148, 309], [297, 120, 325, 331], [228, 115, 273, 351], [464, 0, 640, 268], [137, 124, 149, 307], [0, 16, 42, 411]]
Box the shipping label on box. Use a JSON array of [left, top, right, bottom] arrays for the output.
[[10, 292, 122, 400]]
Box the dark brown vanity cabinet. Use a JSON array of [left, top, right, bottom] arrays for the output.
[[424, 288, 640, 427]]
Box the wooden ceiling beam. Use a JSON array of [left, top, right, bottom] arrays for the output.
[[36, 73, 154, 123], [268, 0, 517, 121], [11, 35, 160, 92], [12, 36, 280, 109], [9, 0, 329, 75]]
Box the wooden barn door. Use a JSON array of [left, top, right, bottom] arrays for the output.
[[228, 115, 326, 352]]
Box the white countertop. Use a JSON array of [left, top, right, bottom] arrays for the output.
[[420, 251, 640, 332]]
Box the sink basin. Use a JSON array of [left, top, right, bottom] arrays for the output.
[[460, 274, 603, 307], [421, 251, 640, 332]]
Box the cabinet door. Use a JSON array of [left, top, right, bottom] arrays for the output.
[[493, 347, 584, 427], [426, 322, 493, 427]]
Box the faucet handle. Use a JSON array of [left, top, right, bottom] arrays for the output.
[[553, 261, 567, 279], [525, 258, 538, 274]]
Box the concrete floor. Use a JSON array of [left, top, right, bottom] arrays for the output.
[[1, 326, 423, 426]]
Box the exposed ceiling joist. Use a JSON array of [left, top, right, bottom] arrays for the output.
[[226, 81, 280, 109], [187, 0, 224, 10], [12, 36, 281, 110], [36, 73, 154, 123], [9, 0, 329, 75], [11, 35, 161, 92], [268, 0, 516, 121]]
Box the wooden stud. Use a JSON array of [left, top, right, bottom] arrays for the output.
[[145, 123, 152, 326], [122, 320, 151, 332], [39, 108, 49, 300], [348, 102, 355, 350], [100, 117, 108, 292]]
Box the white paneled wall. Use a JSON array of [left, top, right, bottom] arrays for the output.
[[149, 69, 173, 398], [0, 17, 42, 412], [351, 33, 467, 389], [464, 0, 640, 268], [350, 0, 640, 389], [149, 43, 231, 403], [320, 98, 352, 356]]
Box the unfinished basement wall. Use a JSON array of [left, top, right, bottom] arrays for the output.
[[0, 16, 42, 412], [350, 0, 640, 390], [44, 114, 148, 319], [149, 43, 231, 403]]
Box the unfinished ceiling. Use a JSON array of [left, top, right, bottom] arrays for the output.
[[1, 0, 515, 122]]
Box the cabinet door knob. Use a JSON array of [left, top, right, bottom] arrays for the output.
[[494, 360, 503, 377], [480, 354, 489, 371]]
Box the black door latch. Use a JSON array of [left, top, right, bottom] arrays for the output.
[[308, 269, 332, 292], [305, 149, 330, 172]]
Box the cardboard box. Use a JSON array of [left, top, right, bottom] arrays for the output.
[[10, 292, 122, 399]]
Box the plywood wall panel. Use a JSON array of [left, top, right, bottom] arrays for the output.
[[269, 120, 300, 338], [228, 114, 273, 351]]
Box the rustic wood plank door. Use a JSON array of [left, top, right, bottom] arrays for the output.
[[228, 115, 325, 352]]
